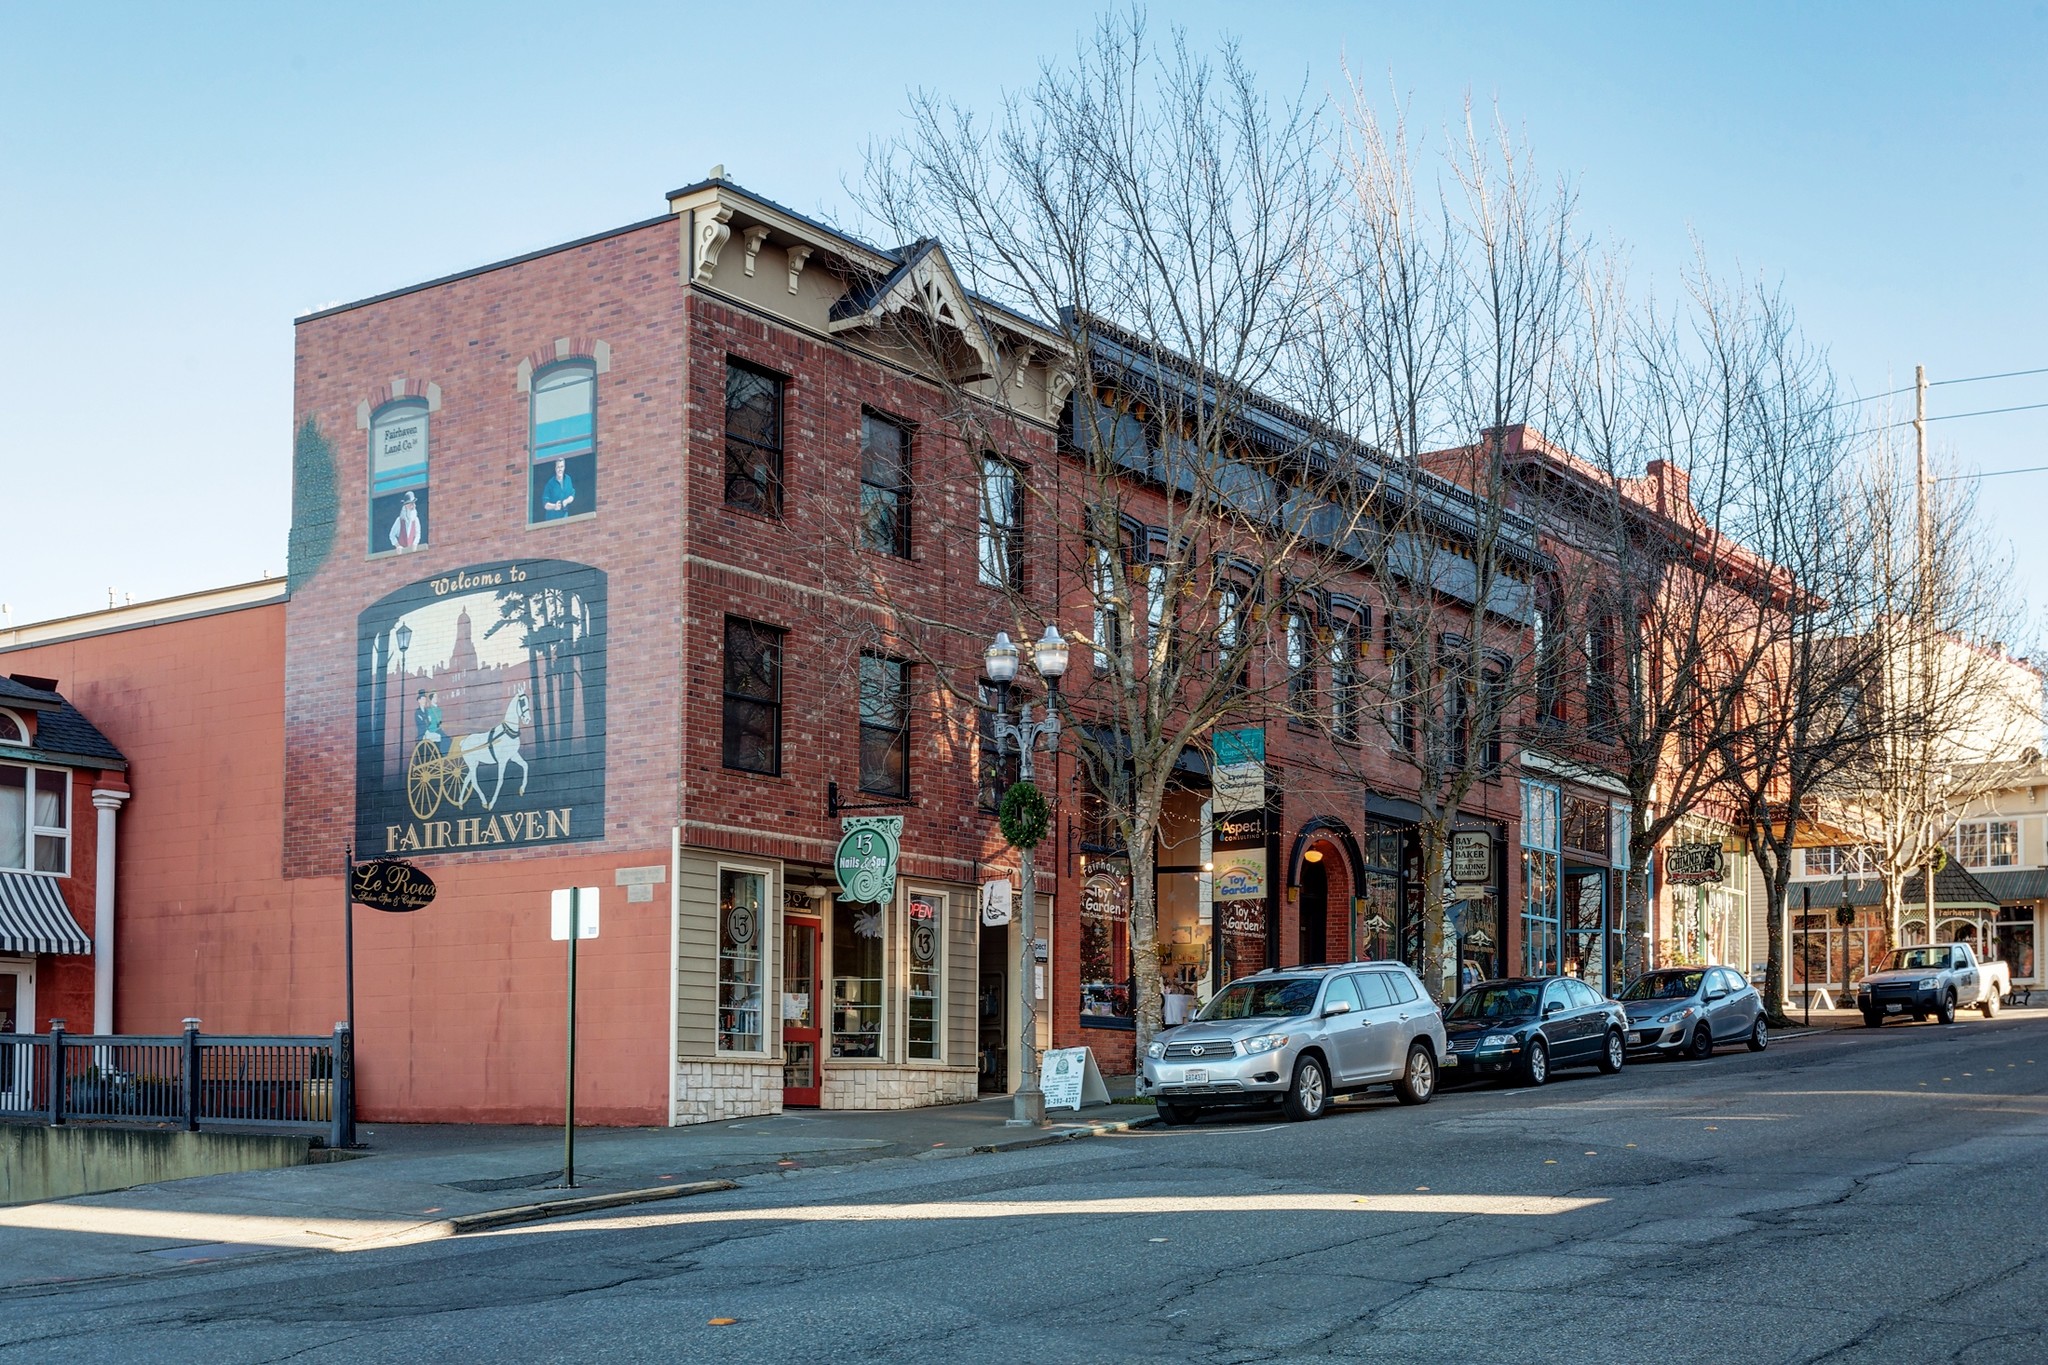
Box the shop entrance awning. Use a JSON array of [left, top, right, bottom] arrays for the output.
[[0, 872, 91, 955]]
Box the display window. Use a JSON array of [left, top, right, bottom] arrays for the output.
[[717, 866, 770, 1053], [907, 891, 945, 1061], [831, 895, 887, 1058]]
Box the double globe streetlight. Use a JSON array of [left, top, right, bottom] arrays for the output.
[[984, 624, 1069, 1127]]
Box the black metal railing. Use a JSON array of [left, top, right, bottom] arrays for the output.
[[0, 1019, 353, 1149]]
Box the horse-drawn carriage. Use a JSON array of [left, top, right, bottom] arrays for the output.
[[403, 688, 531, 819]]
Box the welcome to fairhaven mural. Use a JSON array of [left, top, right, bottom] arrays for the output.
[[355, 559, 607, 856]]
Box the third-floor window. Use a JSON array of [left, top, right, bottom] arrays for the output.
[[978, 455, 1021, 588], [725, 359, 784, 516], [859, 412, 911, 557]]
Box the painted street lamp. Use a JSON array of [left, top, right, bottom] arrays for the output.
[[985, 624, 1067, 1127], [394, 620, 414, 769]]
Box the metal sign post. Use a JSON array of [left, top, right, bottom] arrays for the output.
[[551, 887, 599, 1186]]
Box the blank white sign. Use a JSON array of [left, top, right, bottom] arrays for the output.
[[550, 887, 601, 940]]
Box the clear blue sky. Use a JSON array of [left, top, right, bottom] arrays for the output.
[[4, 1, 2044, 635]]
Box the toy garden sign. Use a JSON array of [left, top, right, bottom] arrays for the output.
[[349, 858, 437, 913]]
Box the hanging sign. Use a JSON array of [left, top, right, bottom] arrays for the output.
[[1450, 831, 1492, 884], [981, 878, 1014, 927], [1213, 849, 1267, 902], [835, 816, 903, 904], [350, 858, 437, 913], [1211, 727, 1267, 814], [1667, 842, 1727, 884]]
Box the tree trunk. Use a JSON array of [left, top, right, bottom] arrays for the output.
[[1127, 819, 1164, 1061], [1417, 821, 1448, 1001]]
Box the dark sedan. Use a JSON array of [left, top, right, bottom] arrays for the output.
[[1442, 976, 1628, 1086], [1618, 965, 1768, 1059]]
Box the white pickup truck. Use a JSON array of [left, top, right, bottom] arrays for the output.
[[1858, 942, 2010, 1027]]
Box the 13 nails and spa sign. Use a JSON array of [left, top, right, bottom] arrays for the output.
[[354, 559, 608, 856]]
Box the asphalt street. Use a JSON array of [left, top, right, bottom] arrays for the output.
[[4, 1015, 2045, 1364]]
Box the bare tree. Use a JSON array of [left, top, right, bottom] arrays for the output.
[[839, 15, 1382, 1059]]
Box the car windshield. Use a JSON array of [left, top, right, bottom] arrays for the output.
[[1197, 977, 1322, 1022], [1447, 984, 1539, 1021], [1886, 947, 1952, 971], [1621, 972, 1704, 1001]]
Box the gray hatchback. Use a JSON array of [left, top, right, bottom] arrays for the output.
[[1618, 965, 1768, 1058], [1136, 963, 1448, 1123]]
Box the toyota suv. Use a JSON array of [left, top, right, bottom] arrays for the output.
[[1136, 962, 1447, 1124]]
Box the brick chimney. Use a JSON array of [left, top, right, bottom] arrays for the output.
[[1645, 459, 1691, 515]]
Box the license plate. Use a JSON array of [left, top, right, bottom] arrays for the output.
[[1886, 1003, 1903, 1013], [1185, 1068, 1208, 1085]]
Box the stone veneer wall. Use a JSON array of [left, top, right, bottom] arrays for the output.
[[820, 1066, 978, 1111], [673, 1060, 782, 1126]]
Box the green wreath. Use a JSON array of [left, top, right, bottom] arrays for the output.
[[998, 781, 1051, 849]]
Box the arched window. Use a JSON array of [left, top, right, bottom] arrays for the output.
[[531, 360, 597, 523], [369, 399, 430, 553], [0, 710, 23, 744]]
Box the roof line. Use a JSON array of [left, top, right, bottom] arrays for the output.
[[295, 214, 675, 325]]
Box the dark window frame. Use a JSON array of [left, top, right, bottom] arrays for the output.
[[859, 653, 911, 798], [977, 681, 1022, 812], [977, 453, 1023, 589], [724, 357, 786, 517], [721, 616, 784, 775], [858, 409, 913, 558]]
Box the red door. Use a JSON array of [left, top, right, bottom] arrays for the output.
[[782, 916, 822, 1107]]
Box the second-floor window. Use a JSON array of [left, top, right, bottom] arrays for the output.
[[722, 617, 783, 775], [531, 361, 596, 523], [725, 360, 784, 515], [1389, 654, 1416, 753], [369, 399, 429, 553], [1947, 819, 2019, 869], [1585, 619, 1618, 739], [1092, 546, 1122, 672], [1285, 611, 1315, 720], [978, 456, 1021, 588], [977, 683, 1021, 811], [1805, 845, 1875, 877], [0, 763, 67, 874], [859, 655, 910, 797], [1329, 619, 1362, 743], [859, 412, 911, 556]]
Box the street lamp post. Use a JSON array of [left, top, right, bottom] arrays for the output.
[[985, 625, 1069, 1129], [393, 620, 414, 770], [1836, 876, 1856, 1011]]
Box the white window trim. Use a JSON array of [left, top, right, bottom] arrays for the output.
[[713, 860, 776, 1058], [0, 710, 26, 746], [2, 763, 70, 878], [367, 398, 432, 559], [902, 886, 948, 1066]]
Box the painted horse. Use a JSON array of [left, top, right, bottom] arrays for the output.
[[453, 687, 531, 811]]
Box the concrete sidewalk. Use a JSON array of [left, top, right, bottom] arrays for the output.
[[0, 1093, 1155, 1290]]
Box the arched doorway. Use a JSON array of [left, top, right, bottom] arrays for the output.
[[1300, 854, 1328, 964], [1288, 821, 1361, 967]]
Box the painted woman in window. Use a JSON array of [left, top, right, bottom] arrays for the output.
[[368, 400, 429, 553], [530, 361, 597, 523]]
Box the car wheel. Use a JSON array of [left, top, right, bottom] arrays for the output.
[[1862, 1010, 1882, 1028], [1686, 1023, 1713, 1060], [1936, 990, 1956, 1025], [1597, 1029, 1625, 1074], [1982, 991, 2001, 1019], [1154, 1100, 1192, 1126], [1747, 1016, 1769, 1051], [1395, 1044, 1437, 1105], [1520, 1038, 1549, 1087], [1281, 1055, 1329, 1122]]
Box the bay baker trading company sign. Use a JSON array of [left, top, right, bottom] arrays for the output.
[[354, 559, 608, 855]]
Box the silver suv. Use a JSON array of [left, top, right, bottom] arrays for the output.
[[1137, 962, 1447, 1123]]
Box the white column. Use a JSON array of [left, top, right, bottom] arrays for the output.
[[92, 789, 130, 1035]]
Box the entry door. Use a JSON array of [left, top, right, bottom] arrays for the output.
[[781, 917, 822, 1107], [0, 963, 32, 1114]]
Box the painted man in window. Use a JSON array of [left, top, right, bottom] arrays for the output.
[[388, 490, 423, 551], [540, 458, 577, 520]]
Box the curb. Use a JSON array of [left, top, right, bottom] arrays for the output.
[[969, 1114, 1158, 1154], [352, 1178, 738, 1248]]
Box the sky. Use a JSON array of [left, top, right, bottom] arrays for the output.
[[3, 1, 2044, 636]]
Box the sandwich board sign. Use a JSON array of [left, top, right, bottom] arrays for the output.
[[1039, 1046, 1111, 1112]]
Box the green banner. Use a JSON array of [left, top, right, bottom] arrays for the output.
[[835, 816, 903, 904]]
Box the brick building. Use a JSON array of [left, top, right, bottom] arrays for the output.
[[4, 170, 1539, 1125]]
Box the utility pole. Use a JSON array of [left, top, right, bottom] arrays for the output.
[[1915, 364, 1930, 597]]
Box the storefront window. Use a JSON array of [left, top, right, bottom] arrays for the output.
[[831, 896, 886, 1058], [1079, 866, 1133, 1022], [1998, 906, 2037, 981], [717, 869, 767, 1053], [907, 892, 944, 1061], [1520, 781, 1561, 976]]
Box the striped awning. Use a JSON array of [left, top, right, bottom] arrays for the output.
[[0, 872, 91, 955]]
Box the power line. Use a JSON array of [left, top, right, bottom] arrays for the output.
[[1931, 365, 2048, 388], [1933, 463, 2048, 483], [1828, 364, 2048, 412], [1887, 399, 2048, 427]]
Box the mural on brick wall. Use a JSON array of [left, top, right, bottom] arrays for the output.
[[356, 559, 607, 856]]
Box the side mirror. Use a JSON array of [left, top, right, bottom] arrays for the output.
[[1322, 999, 1353, 1018], [1706, 989, 1728, 1002], [1543, 1002, 1564, 1018]]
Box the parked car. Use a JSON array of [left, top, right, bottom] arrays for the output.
[[1137, 962, 1447, 1124], [1618, 966, 1768, 1058], [1442, 977, 1627, 1086], [1858, 941, 2010, 1026]]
